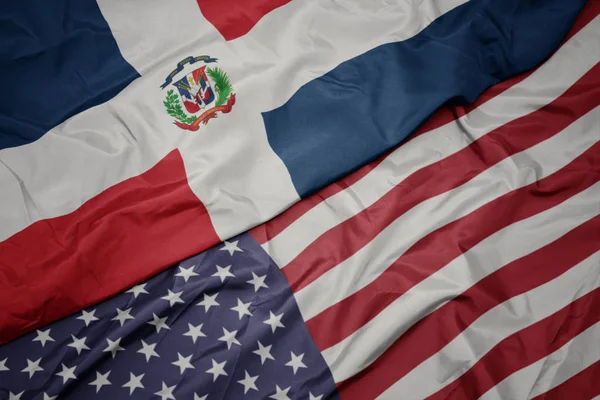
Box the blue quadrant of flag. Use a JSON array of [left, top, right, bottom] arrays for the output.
[[263, 0, 585, 197], [0, 0, 139, 150], [0, 233, 338, 400]]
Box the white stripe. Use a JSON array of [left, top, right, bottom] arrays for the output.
[[479, 321, 600, 400], [263, 16, 600, 268], [323, 178, 600, 383], [97, 0, 218, 74], [182, 0, 467, 240], [100, 0, 467, 102], [0, 0, 465, 243], [378, 250, 600, 400], [296, 106, 599, 324], [216, 0, 468, 111]]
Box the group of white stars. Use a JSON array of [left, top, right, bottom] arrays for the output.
[[0, 241, 325, 400]]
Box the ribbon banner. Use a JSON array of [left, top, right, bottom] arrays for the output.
[[160, 55, 218, 89], [174, 94, 237, 131]]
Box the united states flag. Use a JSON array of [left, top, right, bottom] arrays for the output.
[[2, 3, 600, 400], [251, 4, 600, 399], [0, 235, 337, 399]]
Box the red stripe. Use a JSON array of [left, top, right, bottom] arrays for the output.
[[197, 0, 291, 41], [427, 273, 600, 400], [249, 1, 599, 245], [285, 63, 600, 299], [0, 150, 220, 344], [310, 127, 600, 354], [336, 177, 600, 400], [532, 359, 600, 400]]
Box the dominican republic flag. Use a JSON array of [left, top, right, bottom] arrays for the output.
[[1, 0, 599, 399]]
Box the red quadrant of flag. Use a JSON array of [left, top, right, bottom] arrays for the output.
[[0, 150, 220, 344], [196, 0, 291, 40]]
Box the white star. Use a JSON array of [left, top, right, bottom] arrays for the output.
[[21, 358, 43, 378], [309, 392, 323, 400], [194, 395, 208, 400], [111, 307, 135, 326], [246, 272, 268, 292], [230, 298, 253, 319], [285, 352, 307, 375], [126, 283, 149, 298], [263, 311, 285, 333], [0, 358, 8, 371], [43, 393, 57, 400], [197, 293, 220, 312], [218, 327, 241, 350], [55, 363, 77, 384], [183, 323, 206, 343], [172, 353, 195, 375], [147, 313, 171, 333], [8, 392, 23, 400], [88, 370, 111, 393], [32, 329, 54, 347], [269, 385, 291, 400], [220, 240, 243, 256], [175, 265, 199, 282], [253, 341, 275, 364], [137, 340, 160, 362], [206, 359, 227, 382], [67, 335, 90, 355], [77, 309, 99, 326], [161, 290, 185, 307], [237, 370, 259, 394], [154, 382, 176, 400], [103, 338, 125, 359], [122, 372, 145, 395], [212, 265, 235, 282]]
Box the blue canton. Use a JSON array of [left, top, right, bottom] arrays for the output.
[[0, 234, 338, 400]]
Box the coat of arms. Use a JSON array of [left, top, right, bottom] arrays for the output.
[[160, 55, 235, 131]]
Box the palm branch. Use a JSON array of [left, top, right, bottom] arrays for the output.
[[207, 67, 233, 106]]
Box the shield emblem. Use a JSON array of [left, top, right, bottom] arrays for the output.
[[161, 55, 235, 131], [173, 66, 215, 113]]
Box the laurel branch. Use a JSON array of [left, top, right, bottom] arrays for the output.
[[163, 89, 197, 125]]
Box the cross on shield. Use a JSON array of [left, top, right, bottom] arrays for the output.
[[173, 66, 216, 114]]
